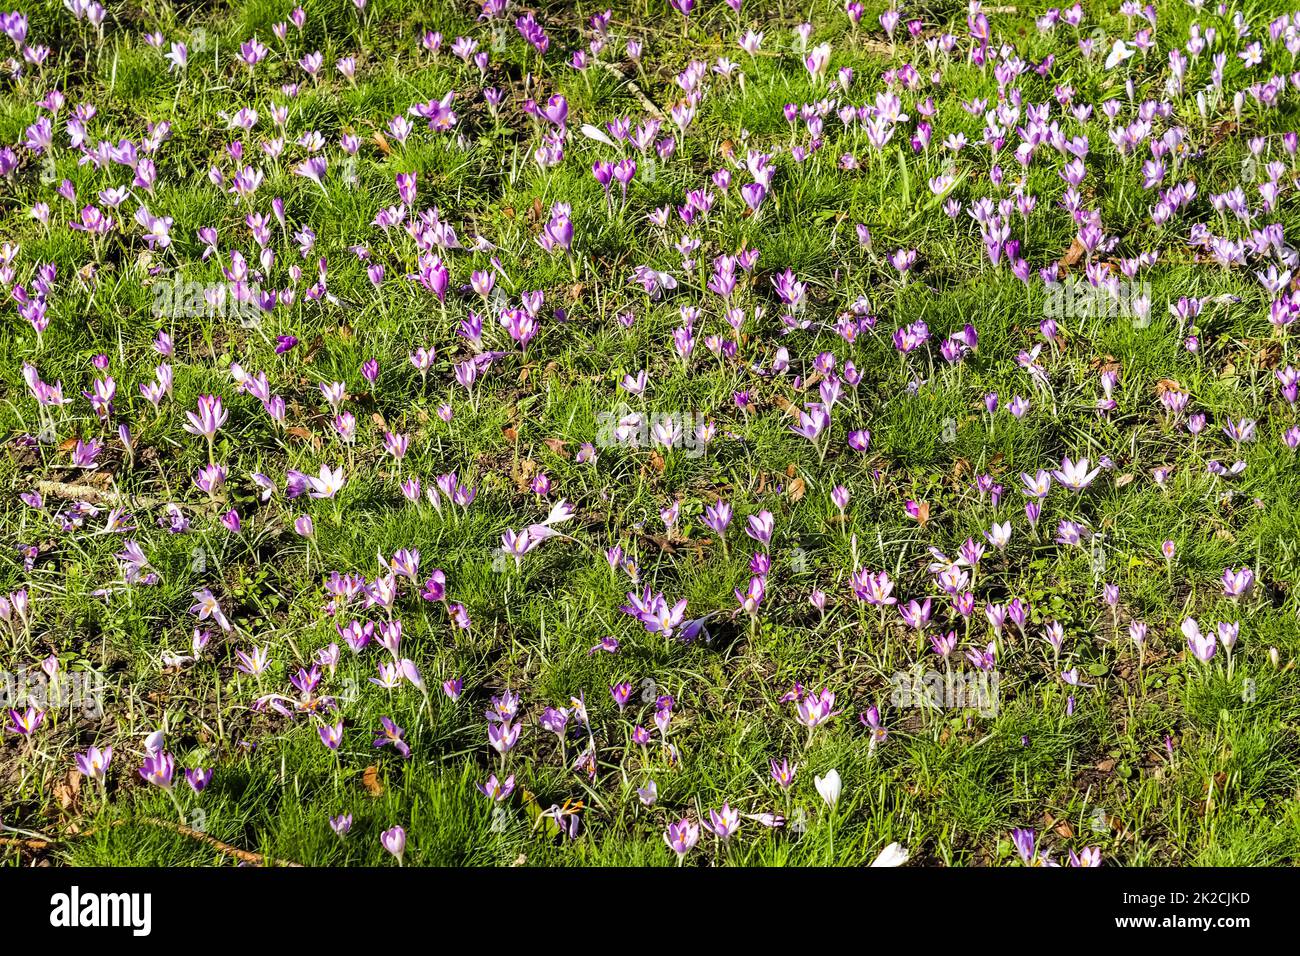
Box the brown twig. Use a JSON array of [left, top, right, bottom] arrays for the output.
[[598, 62, 663, 118], [0, 818, 302, 867], [34, 480, 162, 510]]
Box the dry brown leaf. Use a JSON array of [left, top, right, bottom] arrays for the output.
[[371, 131, 392, 155], [286, 426, 321, 450], [1059, 237, 1086, 269], [502, 426, 518, 443], [54, 769, 82, 810], [1207, 120, 1239, 145], [647, 450, 666, 474], [771, 395, 802, 421], [512, 458, 538, 493], [542, 438, 570, 458], [788, 477, 806, 502], [362, 765, 383, 797]]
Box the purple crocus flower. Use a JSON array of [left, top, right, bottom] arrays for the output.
[[75, 745, 112, 781], [380, 825, 406, 864], [139, 752, 175, 789], [374, 717, 411, 758], [664, 817, 700, 861]]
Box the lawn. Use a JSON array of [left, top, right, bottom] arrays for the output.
[[1, 0, 1298, 867]]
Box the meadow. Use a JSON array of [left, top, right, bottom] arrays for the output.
[[1, 0, 1299, 867]]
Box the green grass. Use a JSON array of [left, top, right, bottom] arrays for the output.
[[1, 0, 1299, 868]]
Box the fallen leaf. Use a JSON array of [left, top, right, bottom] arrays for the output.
[[1059, 237, 1086, 269], [54, 769, 82, 810], [512, 458, 538, 492], [788, 477, 806, 502], [771, 395, 800, 419], [362, 765, 383, 797]]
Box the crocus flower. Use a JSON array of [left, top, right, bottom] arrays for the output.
[[374, 717, 411, 758], [1183, 618, 1216, 663], [1221, 567, 1254, 599], [75, 745, 112, 781], [319, 721, 344, 750], [704, 803, 742, 840], [1052, 456, 1101, 492], [478, 774, 516, 802], [664, 817, 700, 861], [771, 758, 797, 789], [139, 752, 175, 789], [870, 843, 910, 867], [380, 825, 406, 864], [814, 768, 842, 807], [307, 464, 346, 498], [7, 706, 44, 736]]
